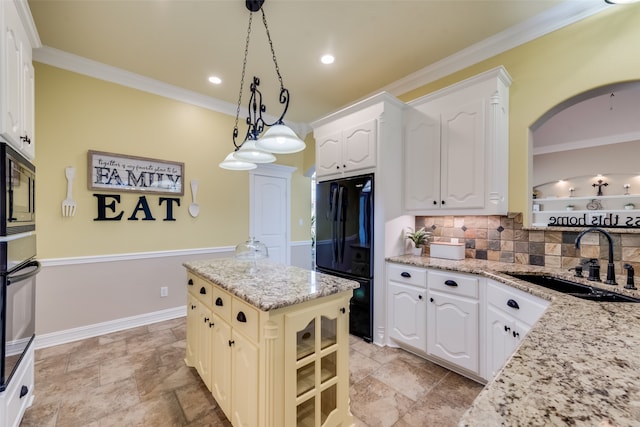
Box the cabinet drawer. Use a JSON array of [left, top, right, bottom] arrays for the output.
[[188, 274, 213, 307], [428, 270, 478, 299], [232, 297, 260, 343], [487, 280, 549, 326], [211, 286, 232, 323], [387, 263, 427, 288]]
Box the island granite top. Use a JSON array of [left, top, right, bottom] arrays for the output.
[[183, 258, 359, 311], [387, 255, 640, 426]]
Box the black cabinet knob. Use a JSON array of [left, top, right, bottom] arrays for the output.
[[191, 304, 196, 310], [229, 340, 235, 347], [504, 325, 511, 332], [237, 311, 247, 323], [441, 200, 446, 205], [418, 295, 423, 300], [444, 280, 458, 287], [188, 279, 193, 286], [507, 299, 520, 309], [203, 317, 209, 323], [209, 321, 214, 328], [340, 307, 346, 314], [20, 385, 28, 398], [401, 272, 411, 278], [216, 297, 224, 306], [513, 331, 520, 338], [433, 200, 437, 205], [430, 297, 434, 303], [199, 287, 206, 295]]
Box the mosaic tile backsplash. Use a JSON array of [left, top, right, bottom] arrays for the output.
[[416, 214, 640, 274]]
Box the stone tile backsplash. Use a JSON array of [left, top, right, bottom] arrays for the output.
[[416, 214, 640, 274]]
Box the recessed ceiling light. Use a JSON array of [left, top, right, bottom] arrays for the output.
[[208, 76, 222, 85], [321, 54, 335, 65]]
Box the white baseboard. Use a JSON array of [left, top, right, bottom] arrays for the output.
[[34, 306, 186, 349]]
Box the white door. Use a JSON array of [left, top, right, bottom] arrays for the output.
[[250, 164, 296, 265]]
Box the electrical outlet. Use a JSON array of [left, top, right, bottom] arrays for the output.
[[160, 286, 168, 297]]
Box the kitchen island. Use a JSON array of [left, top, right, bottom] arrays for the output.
[[387, 255, 640, 426], [183, 258, 359, 427]]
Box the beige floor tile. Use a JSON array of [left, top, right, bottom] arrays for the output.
[[23, 318, 483, 426]]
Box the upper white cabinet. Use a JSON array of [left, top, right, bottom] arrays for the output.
[[1, 0, 37, 160], [312, 93, 404, 181], [404, 66, 511, 215], [315, 119, 377, 178]]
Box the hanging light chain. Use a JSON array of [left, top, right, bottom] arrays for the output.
[[261, 8, 284, 90], [233, 11, 254, 148]]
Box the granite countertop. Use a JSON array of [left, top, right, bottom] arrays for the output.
[[183, 258, 359, 311], [387, 255, 640, 426]]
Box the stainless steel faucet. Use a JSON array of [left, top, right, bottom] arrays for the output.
[[575, 227, 617, 285]]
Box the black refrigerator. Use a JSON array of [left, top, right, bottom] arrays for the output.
[[316, 174, 374, 342]]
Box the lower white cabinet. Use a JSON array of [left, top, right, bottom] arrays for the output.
[[387, 264, 428, 353], [485, 279, 549, 379], [426, 270, 480, 375], [0, 343, 34, 427]]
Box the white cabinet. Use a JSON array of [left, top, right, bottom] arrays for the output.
[[386, 263, 427, 354], [315, 119, 377, 178], [0, 343, 34, 427], [404, 66, 511, 215], [427, 270, 480, 375], [1, 0, 35, 159], [485, 279, 548, 379]]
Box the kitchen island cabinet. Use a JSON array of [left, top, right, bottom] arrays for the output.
[[184, 258, 358, 427]]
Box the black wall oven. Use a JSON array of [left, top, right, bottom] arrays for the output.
[[0, 143, 38, 392]]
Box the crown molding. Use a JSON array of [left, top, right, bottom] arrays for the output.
[[32, 46, 312, 138], [381, 0, 609, 97]]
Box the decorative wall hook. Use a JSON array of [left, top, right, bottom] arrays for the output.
[[62, 167, 77, 216]]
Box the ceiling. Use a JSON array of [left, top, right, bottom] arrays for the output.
[[28, 0, 607, 126]]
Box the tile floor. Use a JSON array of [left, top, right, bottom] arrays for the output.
[[20, 317, 483, 426]]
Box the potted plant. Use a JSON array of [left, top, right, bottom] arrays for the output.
[[625, 202, 635, 210], [566, 205, 575, 211], [406, 227, 431, 256]]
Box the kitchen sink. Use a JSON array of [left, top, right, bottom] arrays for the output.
[[506, 273, 640, 303]]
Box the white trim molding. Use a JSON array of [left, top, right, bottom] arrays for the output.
[[34, 306, 186, 349]]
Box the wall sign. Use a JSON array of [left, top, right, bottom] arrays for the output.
[[88, 150, 184, 196], [548, 213, 640, 228]]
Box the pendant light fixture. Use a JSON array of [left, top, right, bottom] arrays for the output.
[[219, 0, 305, 171]]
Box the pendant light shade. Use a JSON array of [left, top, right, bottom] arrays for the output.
[[233, 139, 277, 163], [256, 124, 306, 154], [219, 152, 257, 171]]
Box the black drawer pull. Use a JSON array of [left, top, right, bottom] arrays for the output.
[[237, 311, 247, 323], [444, 280, 458, 287], [199, 287, 206, 295], [216, 297, 224, 306], [20, 385, 28, 398], [401, 272, 411, 278], [188, 279, 193, 286], [507, 299, 520, 309]]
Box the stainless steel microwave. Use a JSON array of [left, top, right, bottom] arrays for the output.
[[1, 144, 35, 235]]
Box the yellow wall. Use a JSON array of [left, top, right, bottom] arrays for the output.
[[35, 63, 311, 258], [399, 4, 640, 223]]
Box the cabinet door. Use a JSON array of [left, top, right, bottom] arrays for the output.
[[20, 58, 34, 159], [404, 109, 440, 211], [427, 290, 479, 374], [211, 313, 231, 419], [185, 293, 199, 366], [231, 331, 259, 427], [342, 119, 376, 173], [388, 281, 427, 352], [196, 304, 213, 391], [316, 132, 342, 177], [485, 304, 516, 379], [440, 100, 485, 209], [1, 1, 23, 148]]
